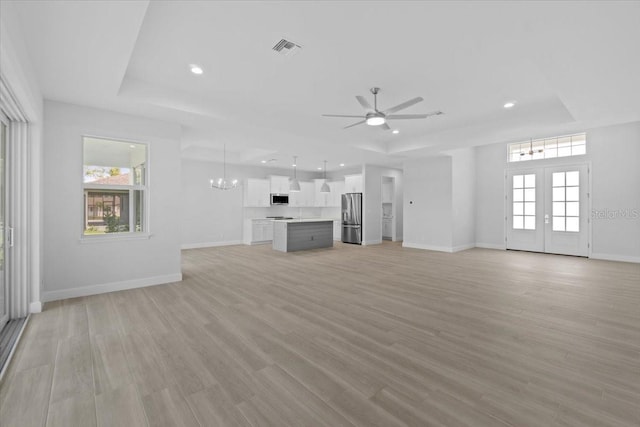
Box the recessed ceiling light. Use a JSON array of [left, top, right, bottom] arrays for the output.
[[317, 167, 322, 170], [261, 160, 267, 164], [292, 163, 296, 167], [190, 64, 203, 75], [504, 101, 516, 109], [129, 145, 135, 148], [392, 129, 399, 134], [339, 163, 345, 167]]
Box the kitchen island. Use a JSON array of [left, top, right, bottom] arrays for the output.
[[272, 218, 335, 252]]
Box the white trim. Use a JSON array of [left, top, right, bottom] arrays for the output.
[[362, 239, 382, 246], [181, 240, 243, 250], [42, 273, 183, 302], [0, 314, 29, 384], [29, 301, 41, 313], [590, 253, 640, 264], [451, 243, 476, 252], [80, 232, 152, 243], [475, 242, 506, 250], [402, 242, 454, 253]]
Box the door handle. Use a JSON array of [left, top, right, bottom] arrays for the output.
[[8, 227, 14, 247], [544, 214, 549, 224]]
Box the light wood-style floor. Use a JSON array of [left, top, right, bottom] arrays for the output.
[[1, 242, 639, 427]]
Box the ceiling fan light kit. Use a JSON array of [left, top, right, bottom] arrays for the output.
[[322, 87, 443, 131]]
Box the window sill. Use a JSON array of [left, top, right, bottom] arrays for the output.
[[79, 233, 152, 243]]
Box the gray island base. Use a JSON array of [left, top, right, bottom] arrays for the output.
[[272, 219, 334, 252]]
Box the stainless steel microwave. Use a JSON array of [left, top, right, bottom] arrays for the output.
[[270, 194, 289, 205]]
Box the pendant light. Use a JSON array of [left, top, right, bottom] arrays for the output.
[[210, 144, 238, 190], [290, 155, 301, 192], [320, 160, 330, 193], [520, 138, 543, 157]]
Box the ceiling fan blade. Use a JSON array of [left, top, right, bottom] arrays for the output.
[[382, 97, 424, 115], [322, 114, 365, 118], [343, 120, 366, 129], [386, 111, 443, 120], [355, 96, 373, 111], [380, 122, 391, 130]]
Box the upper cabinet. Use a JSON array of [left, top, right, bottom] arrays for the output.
[[244, 178, 270, 207], [289, 181, 315, 207], [269, 175, 290, 194], [314, 179, 344, 207], [344, 174, 363, 193]]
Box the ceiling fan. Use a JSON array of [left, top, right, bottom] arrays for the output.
[[322, 87, 443, 130]]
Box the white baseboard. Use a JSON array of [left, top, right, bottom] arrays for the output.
[[42, 273, 183, 302], [362, 239, 383, 246], [402, 242, 454, 253], [181, 240, 243, 250], [29, 301, 42, 313], [451, 244, 475, 253], [590, 253, 640, 263], [475, 242, 506, 250]]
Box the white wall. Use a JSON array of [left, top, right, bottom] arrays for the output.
[[362, 165, 403, 245], [451, 148, 476, 250], [403, 156, 453, 251], [42, 101, 183, 301], [1, 0, 45, 312], [475, 121, 640, 262], [584, 122, 640, 261], [181, 158, 323, 248], [475, 143, 507, 249]]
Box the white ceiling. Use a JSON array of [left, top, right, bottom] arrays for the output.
[[9, 1, 640, 171]]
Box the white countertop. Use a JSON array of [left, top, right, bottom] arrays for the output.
[[272, 218, 337, 223]]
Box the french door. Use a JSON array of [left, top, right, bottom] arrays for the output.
[[507, 164, 589, 256], [0, 114, 8, 331]]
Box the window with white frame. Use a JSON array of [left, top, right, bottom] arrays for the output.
[[82, 136, 147, 236], [508, 133, 586, 162]]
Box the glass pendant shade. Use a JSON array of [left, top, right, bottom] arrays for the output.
[[320, 160, 330, 193], [210, 144, 238, 190], [290, 156, 300, 192]]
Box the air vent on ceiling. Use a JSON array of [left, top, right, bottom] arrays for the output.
[[272, 38, 302, 56]]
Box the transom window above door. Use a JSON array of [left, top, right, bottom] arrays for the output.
[[508, 133, 586, 162]]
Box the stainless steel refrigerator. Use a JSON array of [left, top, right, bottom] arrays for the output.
[[342, 193, 362, 244]]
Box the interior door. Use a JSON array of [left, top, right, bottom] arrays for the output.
[[544, 165, 589, 256], [507, 164, 589, 256], [0, 116, 8, 331]]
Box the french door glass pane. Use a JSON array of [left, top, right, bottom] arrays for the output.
[[566, 202, 579, 216], [524, 216, 535, 230], [566, 217, 579, 232], [524, 202, 535, 215], [553, 187, 565, 201], [513, 215, 524, 229], [552, 172, 565, 187], [514, 189, 524, 202], [553, 217, 565, 231], [566, 171, 579, 186], [566, 187, 579, 201], [524, 174, 535, 187], [553, 202, 565, 216], [513, 202, 523, 215], [513, 175, 523, 188]]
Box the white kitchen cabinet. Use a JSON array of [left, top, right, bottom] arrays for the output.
[[269, 175, 290, 194], [344, 174, 362, 193], [290, 181, 314, 207], [244, 219, 274, 244], [330, 180, 344, 207], [244, 179, 270, 207]]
